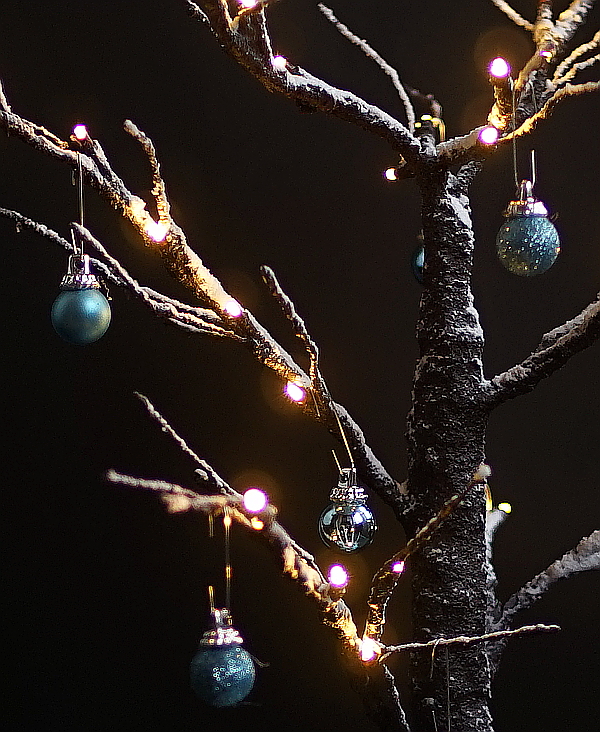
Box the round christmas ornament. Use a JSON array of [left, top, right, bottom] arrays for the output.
[[411, 243, 424, 284], [51, 252, 111, 344], [318, 467, 377, 553], [190, 607, 255, 707], [496, 179, 560, 276]]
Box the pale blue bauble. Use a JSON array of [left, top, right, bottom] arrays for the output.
[[190, 644, 255, 707], [496, 215, 560, 276], [51, 289, 111, 344]]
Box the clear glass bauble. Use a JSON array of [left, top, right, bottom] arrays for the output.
[[318, 501, 377, 553], [190, 644, 255, 708]]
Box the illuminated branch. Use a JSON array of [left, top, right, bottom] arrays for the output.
[[483, 291, 600, 407], [501, 531, 600, 626], [364, 465, 490, 643], [104, 466, 363, 653], [317, 3, 415, 132], [553, 30, 600, 83], [380, 623, 560, 661], [0, 80, 398, 508], [188, 2, 423, 167]]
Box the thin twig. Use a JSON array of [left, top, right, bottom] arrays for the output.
[[489, 0, 535, 31], [318, 4, 415, 131], [501, 531, 600, 626], [380, 623, 560, 661]]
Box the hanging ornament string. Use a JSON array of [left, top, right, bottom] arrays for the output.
[[190, 506, 255, 707], [496, 84, 560, 277], [318, 393, 377, 553], [51, 137, 111, 344]]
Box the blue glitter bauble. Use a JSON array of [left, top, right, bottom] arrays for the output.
[[411, 244, 424, 284], [190, 644, 255, 707], [496, 214, 560, 276], [51, 289, 111, 344]]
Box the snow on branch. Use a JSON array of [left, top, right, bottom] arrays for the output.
[[318, 3, 415, 132], [364, 465, 491, 644], [380, 623, 560, 661], [484, 292, 600, 406], [490, 0, 535, 31], [190, 2, 423, 166], [501, 530, 600, 626], [0, 81, 399, 507]]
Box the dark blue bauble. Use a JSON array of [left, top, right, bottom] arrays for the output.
[[496, 214, 560, 276], [190, 644, 255, 707], [411, 244, 424, 284], [51, 289, 111, 345]]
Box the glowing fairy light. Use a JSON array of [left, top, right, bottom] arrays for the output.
[[498, 502, 512, 514], [223, 512, 232, 529], [144, 220, 169, 242], [392, 560, 405, 574], [73, 124, 88, 140], [384, 167, 398, 182], [224, 299, 243, 318], [272, 55, 287, 71], [488, 57, 511, 79], [250, 517, 264, 531], [239, 0, 258, 7], [360, 637, 380, 663], [284, 381, 305, 403], [327, 564, 349, 588], [478, 125, 499, 145], [243, 488, 268, 514]]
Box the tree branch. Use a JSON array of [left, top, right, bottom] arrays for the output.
[[483, 292, 600, 407], [364, 466, 490, 643], [380, 623, 560, 660], [0, 83, 399, 507], [317, 3, 415, 132], [489, 0, 535, 31], [501, 531, 600, 626], [192, 2, 423, 166]]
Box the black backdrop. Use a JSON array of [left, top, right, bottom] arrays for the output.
[[2, 2, 599, 731]]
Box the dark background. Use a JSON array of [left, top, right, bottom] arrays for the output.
[[2, 2, 598, 730]]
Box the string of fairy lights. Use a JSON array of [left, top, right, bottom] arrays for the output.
[[48, 39, 547, 706]]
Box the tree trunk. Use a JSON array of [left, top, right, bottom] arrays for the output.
[[405, 168, 493, 731]]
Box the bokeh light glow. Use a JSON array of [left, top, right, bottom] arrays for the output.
[[488, 57, 511, 78], [392, 561, 405, 574], [285, 381, 305, 402], [328, 564, 349, 588], [224, 299, 243, 317], [272, 55, 287, 71], [479, 126, 499, 145], [361, 637, 379, 663], [145, 220, 169, 242], [243, 488, 268, 513], [73, 124, 88, 140]]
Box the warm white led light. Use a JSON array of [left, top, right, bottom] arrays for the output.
[[73, 124, 88, 140], [224, 299, 243, 317], [498, 502, 512, 514], [384, 167, 398, 181], [360, 637, 380, 663], [144, 220, 169, 242], [489, 57, 511, 79], [328, 564, 349, 588], [479, 126, 499, 145], [272, 55, 287, 71], [243, 488, 268, 514], [284, 381, 305, 403], [392, 561, 405, 574]]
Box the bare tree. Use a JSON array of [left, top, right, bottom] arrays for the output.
[[2, 2, 599, 731]]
